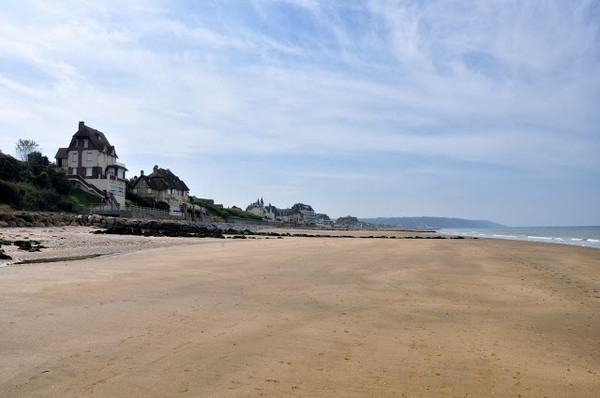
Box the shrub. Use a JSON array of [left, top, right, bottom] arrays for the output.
[[0, 180, 25, 206], [21, 188, 60, 211], [155, 201, 170, 211], [125, 189, 156, 208], [56, 199, 74, 212]]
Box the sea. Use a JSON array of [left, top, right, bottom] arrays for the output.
[[439, 226, 600, 249]]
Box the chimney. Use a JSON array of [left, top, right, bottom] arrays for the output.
[[140, 170, 144, 176], [153, 165, 159, 172], [78, 121, 85, 132]]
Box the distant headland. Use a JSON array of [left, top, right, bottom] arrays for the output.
[[360, 217, 506, 229]]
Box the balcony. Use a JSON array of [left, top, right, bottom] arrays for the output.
[[108, 162, 127, 170]]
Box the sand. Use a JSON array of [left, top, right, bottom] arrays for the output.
[[0, 228, 598, 397]]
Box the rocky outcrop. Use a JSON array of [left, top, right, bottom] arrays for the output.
[[93, 217, 226, 238]]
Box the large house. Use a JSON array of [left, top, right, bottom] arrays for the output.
[[131, 166, 190, 212], [55, 121, 127, 207], [246, 198, 278, 220], [289, 203, 316, 224]]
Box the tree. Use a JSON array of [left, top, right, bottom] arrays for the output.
[[0, 152, 24, 182], [15, 139, 40, 161]]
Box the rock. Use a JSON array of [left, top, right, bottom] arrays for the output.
[[0, 249, 11, 260]]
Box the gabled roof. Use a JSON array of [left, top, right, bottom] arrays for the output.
[[55, 122, 118, 160], [73, 122, 117, 157], [136, 167, 189, 192]]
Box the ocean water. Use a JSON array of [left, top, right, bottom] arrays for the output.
[[439, 226, 600, 249]]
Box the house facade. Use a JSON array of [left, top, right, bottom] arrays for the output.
[[55, 121, 127, 207], [131, 166, 190, 212]]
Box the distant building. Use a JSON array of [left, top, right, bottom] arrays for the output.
[[246, 199, 324, 224], [55, 121, 127, 207], [289, 203, 316, 224], [131, 166, 190, 212], [335, 216, 359, 226], [246, 198, 277, 220]]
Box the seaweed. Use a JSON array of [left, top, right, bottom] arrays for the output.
[[13, 240, 46, 252]]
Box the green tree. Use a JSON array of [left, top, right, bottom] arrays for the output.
[[15, 139, 40, 161], [0, 152, 24, 182]]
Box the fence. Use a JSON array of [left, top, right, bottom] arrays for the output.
[[86, 204, 184, 219]]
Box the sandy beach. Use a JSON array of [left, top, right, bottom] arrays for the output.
[[0, 227, 598, 397]]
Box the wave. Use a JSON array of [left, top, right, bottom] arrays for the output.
[[438, 226, 600, 249]]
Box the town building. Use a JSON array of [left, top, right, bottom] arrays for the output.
[[246, 199, 324, 224], [246, 198, 277, 220], [131, 166, 190, 213], [289, 203, 316, 224], [55, 121, 127, 207]]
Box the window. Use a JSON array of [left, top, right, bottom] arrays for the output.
[[133, 188, 138, 194], [86, 152, 92, 162], [117, 184, 125, 197], [147, 188, 152, 194], [86, 167, 93, 176], [83, 139, 88, 148], [72, 152, 78, 162]]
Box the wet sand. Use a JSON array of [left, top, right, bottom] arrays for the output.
[[0, 230, 598, 397]]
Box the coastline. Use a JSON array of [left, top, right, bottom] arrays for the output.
[[0, 227, 598, 396], [439, 226, 600, 249]]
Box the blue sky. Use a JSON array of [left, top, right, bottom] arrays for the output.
[[1, 0, 599, 226]]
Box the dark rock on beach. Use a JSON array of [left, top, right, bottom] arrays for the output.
[[0, 248, 11, 260], [93, 217, 227, 239]]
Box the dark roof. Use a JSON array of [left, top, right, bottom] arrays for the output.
[[291, 203, 314, 212], [55, 147, 68, 159], [136, 167, 189, 192], [70, 121, 118, 157]]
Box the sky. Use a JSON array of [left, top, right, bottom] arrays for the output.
[[1, 0, 599, 226]]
